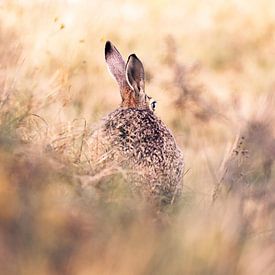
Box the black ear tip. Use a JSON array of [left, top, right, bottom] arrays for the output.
[[127, 54, 142, 65], [129, 53, 142, 62], [129, 53, 138, 59], [105, 41, 112, 56]]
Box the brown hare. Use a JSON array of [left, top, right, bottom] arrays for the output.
[[89, 41, 184, 207]]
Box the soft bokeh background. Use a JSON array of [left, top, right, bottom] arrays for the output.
[[0, 0, 275, 274]]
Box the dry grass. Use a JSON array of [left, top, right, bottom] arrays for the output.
[[0, 0, 275, 274]]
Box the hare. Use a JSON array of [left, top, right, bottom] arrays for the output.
[[89, 41, 184, 207]]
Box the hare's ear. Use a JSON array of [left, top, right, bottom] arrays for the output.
[[105, 41, 126, 89], [126, 54, 145, 94]]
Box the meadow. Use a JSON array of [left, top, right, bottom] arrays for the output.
[[0, 0, 274, 274]]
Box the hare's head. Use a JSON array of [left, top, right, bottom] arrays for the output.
[[105, 41, 156, 111]]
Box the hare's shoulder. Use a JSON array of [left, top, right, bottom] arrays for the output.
[[101, 108, 180, 165], [104, 108, 174, 140]]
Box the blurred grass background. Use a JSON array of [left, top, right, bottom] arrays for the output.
[[0, 0, 275, 274]]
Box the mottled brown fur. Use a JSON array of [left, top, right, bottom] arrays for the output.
[[89, 41, 184, 207]]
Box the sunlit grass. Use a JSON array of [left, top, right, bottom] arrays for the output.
[[0, 0, 274, 274]]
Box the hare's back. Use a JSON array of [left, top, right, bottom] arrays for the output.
[[104, 108, 180, 168]]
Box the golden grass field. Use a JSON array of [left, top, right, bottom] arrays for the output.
[[0, 0, 275, 274]]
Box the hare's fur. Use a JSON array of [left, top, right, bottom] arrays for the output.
[[89, 41, 184, 206]]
